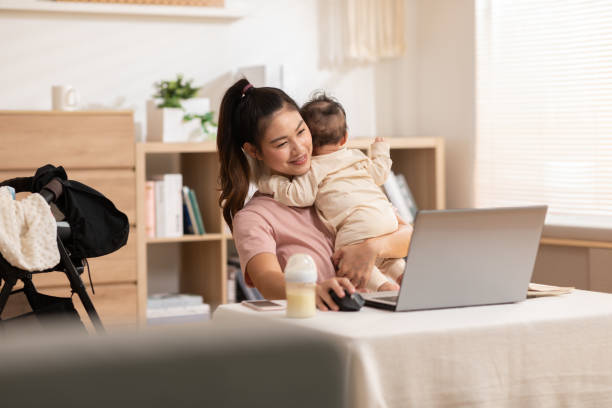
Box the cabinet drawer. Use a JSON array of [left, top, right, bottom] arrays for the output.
[[0, 169, 136, 224], [31, 230, 136, 288], [0, 111, 134, 169]]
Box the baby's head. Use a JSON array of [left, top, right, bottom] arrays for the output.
[[300, 92, 347, 155]]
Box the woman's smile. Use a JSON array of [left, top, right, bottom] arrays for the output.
[[289, 154, 308, 166]]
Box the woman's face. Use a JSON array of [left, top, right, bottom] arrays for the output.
[[246, 107, 313, 177]]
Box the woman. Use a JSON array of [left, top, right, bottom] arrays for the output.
[[217, 78, 412, 311]]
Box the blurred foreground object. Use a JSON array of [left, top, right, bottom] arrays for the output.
[[0, 320, 345, 408]]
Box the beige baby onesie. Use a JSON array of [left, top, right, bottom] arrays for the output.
[[258, 141, 405, 290]]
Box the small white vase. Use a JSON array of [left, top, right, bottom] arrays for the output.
[[146, 98, 209, 143]]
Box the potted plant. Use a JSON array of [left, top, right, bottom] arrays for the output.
[[146, 74, 214, 142], [182, 111, 218, 140]]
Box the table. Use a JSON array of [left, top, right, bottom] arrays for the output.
[[214, 290, 612, 408]]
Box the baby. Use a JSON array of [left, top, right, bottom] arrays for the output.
[[258, 93, 405, 292]]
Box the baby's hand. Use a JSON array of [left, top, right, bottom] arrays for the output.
[[374, 137, 385, 143]]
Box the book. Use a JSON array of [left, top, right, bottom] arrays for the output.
[[527, 283, 574, 298], [146, 304, 210, 325], [147, 293, 209, 325], [182, 186, 197, 235], [147, 292, 204, 309], [188, 188, 206, 234], [145, 181, 156, 238], [153, 174, 183, 238], [383, 171, 413, 224], [165, 174, 183, 237], [147, 304, 210, 318], [395, 173, 418, 222], [154, 179, 165, 238], [183, 201, 194, 235]]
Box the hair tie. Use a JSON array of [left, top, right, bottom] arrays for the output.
[[241, 83, 254, 98]]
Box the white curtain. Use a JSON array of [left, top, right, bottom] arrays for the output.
[[319, 0, 406, 68], [475, 0, 612, 229]]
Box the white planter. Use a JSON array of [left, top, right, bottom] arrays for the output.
[[182, 98, 210, 115], [146, 98, 210, 143]]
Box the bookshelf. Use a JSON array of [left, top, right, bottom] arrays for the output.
[[135, 137, 445, 321]]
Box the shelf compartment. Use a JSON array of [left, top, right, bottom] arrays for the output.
[[181, 240, 226, 309]]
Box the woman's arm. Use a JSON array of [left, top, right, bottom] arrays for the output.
[[246, 253, 357, 310], [245, 253, 287, 300], [332, 220, 413, 289]]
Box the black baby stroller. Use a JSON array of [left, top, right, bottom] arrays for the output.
[[0, 165, 129, 334]]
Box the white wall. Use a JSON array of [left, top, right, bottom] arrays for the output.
[[0, 0, 482, 293], [375, 0, 477, 209], [415, 0, 476, 209], [0, 0, 380, 139]]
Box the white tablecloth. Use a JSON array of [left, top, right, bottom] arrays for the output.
[[214, 290, 612, 408]]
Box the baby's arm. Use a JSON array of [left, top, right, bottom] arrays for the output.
[[367, 138, 392, 185], [257, 171, 319, 207]]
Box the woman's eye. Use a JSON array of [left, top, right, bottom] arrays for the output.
[[297, 128, 306, 135], [276, 142, 288, 148]]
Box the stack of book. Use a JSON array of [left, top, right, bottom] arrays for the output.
[[383, 172, 418, 224], [527, 283, 574, 298], [146, 293, 210, 325], [145, 173, 206, 238]]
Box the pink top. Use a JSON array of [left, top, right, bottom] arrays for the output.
[[233, 192, 336, 286]]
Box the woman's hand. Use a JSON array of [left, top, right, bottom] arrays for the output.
[[332, 219, 413, 289], [316, 277, 356, 311], [332, 240, 381, 290]]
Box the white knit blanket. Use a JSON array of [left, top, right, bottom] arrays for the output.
[[0, 187, 59, 271]]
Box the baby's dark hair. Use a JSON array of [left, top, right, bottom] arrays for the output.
[[300, 92, 347, 148]]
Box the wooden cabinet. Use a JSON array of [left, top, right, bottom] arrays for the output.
[[136, 137, 445, 320], [0, 110, 138, 329]]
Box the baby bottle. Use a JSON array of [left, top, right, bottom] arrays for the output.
[[284, 254, 317, 318]]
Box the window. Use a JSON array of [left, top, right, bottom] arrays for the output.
[[475, 0, 612, 229]]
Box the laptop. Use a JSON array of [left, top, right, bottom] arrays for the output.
[[362, 206, 548, 311]]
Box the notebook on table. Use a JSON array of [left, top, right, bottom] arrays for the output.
[[362, 206, 548, 312]]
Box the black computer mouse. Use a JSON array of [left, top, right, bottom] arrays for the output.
[[328, 289, 365, 312]]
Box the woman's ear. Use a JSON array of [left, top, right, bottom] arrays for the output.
[[243, 142, 261, 160]]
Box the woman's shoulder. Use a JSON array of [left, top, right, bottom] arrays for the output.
[[234, 192, 288, 228], [234, 191, 318, 230], [236, 192, 282, 218]]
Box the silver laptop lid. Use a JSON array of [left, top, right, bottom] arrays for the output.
[[396, 206, 547, 312]]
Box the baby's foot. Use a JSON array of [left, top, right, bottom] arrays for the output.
[[377, 281, 400, 292]]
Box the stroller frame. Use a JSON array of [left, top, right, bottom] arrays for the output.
[[0, 178, 105, 334]]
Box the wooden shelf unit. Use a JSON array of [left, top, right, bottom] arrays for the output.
[[136, 137, 445, 320], [136, 142, 230, 321], [0, 0, 248, 19]]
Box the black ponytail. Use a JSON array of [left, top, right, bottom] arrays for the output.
[[217, 78, 299, 230]]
